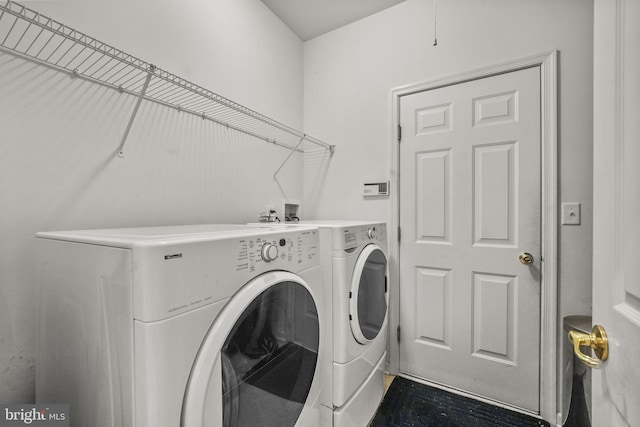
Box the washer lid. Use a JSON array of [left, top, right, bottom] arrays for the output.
[[349, 244, 389, 344], [182, 271, 320, 427]]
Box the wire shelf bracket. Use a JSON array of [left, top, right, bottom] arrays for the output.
[[0, 0, 336, 157], [273, 135, 305, 182], [117, 64, 155, 157]]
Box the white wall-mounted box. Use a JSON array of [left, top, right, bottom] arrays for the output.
[[363, 182, 389, 197]]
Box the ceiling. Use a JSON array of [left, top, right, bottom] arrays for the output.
[[261, 0, 406, 41]]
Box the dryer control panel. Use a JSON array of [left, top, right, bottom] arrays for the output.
[[338, 223, 387, 250]]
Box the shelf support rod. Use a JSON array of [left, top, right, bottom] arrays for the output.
[[117, 64, 156, 157], [273, 135, 305, 181]]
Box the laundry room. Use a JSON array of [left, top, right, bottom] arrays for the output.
[[2, 0, 638, 426]]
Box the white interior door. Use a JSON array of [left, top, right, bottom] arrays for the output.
[[591, 0, 640, 425], [398, 66, 541, 412]]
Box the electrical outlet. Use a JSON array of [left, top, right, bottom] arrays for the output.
[[561, 202, 581, 225]]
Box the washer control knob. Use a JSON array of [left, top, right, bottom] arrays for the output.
[[261, 243, 279, 262], [367, 228, 376, 239]]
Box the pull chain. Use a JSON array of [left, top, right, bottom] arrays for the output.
[[433, 0, 438, 46]]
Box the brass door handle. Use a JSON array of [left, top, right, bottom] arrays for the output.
[[519, 252, 534, 265], [568, 324, 609, 368]]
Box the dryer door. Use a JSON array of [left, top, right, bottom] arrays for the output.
[[349, 244, 388, 344], [182, 271, 320, 427]]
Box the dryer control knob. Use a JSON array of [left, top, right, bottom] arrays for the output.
[[367, 228, 376, 239], [261, 243, 279, 262]]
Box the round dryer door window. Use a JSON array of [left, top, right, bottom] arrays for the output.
[[349, 245, 388, 344], [182, 272, 320, 427]]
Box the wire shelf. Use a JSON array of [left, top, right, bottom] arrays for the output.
[[0, 0, 335, 155]]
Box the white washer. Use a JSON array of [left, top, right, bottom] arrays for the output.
[[35, 224, 326, 427], [250, 221, 388, 426]]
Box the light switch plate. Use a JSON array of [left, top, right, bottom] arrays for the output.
[[561, 202, 581, 225]]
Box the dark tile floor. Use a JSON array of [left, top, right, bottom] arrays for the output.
[[371, 376, 550, 427]]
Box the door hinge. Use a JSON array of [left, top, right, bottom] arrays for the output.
[[397, 124, 402, 142], [397, 226, 401, 242], [397, 325, 401, 343]]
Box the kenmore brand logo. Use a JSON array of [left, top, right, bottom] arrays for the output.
[[0, 405, 69, 426]]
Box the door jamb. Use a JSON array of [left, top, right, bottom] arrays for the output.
[[387, 51, 558, 423]]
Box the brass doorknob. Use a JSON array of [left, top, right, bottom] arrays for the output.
[[519, 252, 534, 265], [569, 324, 609, 368]]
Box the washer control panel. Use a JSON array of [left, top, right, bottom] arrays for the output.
[[235, 228, 318, 273]]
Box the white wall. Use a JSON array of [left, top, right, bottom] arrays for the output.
[[0, 0, 596, 410], [303, 0, 593, 398], [0, 0, 303, 403]]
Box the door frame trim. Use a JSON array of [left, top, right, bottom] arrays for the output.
[[387, 51, 558, 422]]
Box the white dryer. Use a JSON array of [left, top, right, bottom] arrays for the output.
[[252, 221, 389, 426], [35, 224, 326, 427]]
